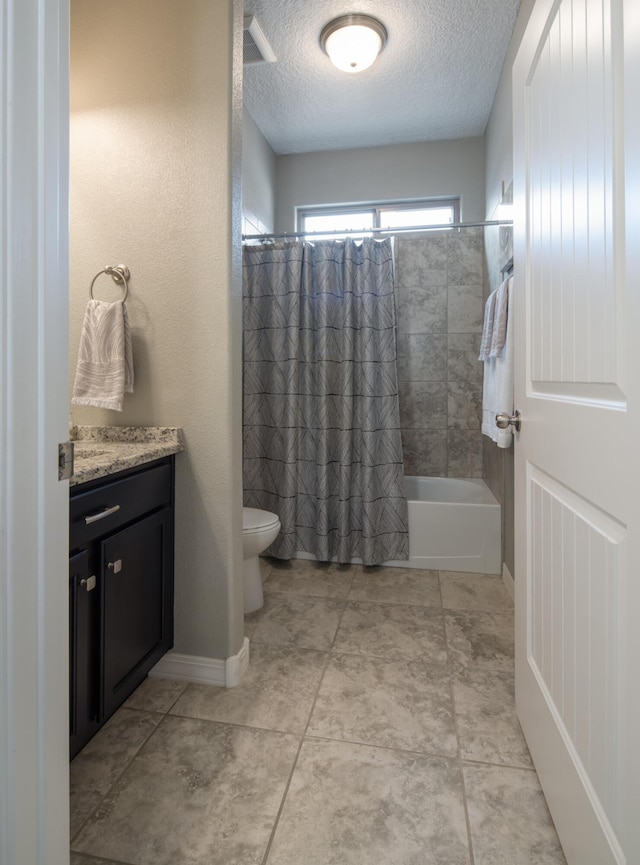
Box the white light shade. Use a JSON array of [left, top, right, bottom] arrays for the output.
[[320, 15, 387, 74]]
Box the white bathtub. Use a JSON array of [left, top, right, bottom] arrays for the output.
[[385, 476, 501, 574], [293, 476, 502, 574]]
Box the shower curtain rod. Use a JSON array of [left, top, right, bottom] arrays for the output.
[[242, 219, 514, 242]]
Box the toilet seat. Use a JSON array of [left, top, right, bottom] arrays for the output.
[[242, 507, 280, 534]]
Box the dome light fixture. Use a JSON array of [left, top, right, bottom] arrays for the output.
[[320, 14, 388, 74]]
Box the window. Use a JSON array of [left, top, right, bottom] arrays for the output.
[[298, 199, 460, 240]]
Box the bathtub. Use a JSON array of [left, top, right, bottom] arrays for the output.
[[385, 477, 502, 574], [293, 476, 502, 574]]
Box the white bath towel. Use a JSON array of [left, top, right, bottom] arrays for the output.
[[481, 277, 514, 448], [72, 299, 134, 411]]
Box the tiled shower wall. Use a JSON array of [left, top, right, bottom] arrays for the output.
[[483, 219, 515, 573], [395, 229, 485, 477]]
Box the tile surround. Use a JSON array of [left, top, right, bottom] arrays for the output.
[[483, 219, 515, 574], [70, 561, 566, 865], [447, 381, 482, 430], [395, 232, 484, 478], [447, 429, 483, 478], [401, 427, 448, 477], [447, 284, 484, 333], [399, 380, 448, 429], [447, 332, 483, 382], [395, 234, 448, 286], [397, 333, 448, 381], [447, 231, 484, 284], [398, 283, 448, 333]]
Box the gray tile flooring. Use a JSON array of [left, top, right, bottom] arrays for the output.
[[70, 560, 567, 865]]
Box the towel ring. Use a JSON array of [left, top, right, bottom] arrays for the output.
[[89, 265, 130, 302]]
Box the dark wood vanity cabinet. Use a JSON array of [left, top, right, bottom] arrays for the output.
[[69, 548, 98, 758], [69, 457, 175, 759]]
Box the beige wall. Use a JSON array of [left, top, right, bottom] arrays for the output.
[[70, 0, 245, 661], [275, 137, 486, 233]]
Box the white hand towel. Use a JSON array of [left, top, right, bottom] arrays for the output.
[[489, 276, 511, 358], [478, 288, 498, 361], [481, 278, 514, 448], [72, 299, 134, 412], [479, 276, 511, 361]]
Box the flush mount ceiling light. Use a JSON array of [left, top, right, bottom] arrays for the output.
[[320, 14, 388, 74]]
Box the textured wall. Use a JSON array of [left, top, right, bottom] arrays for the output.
[[395, 230, 485, 478], [69, 0, 245, 661], [242, 107, 276, 235], [275, 137, 486, 233]]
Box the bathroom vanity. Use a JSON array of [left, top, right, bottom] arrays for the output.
[[68, 428, 182, 759]]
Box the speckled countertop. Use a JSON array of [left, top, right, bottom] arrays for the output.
[[70, 426, 183, 487]]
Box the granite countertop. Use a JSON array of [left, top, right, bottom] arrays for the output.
[[70, 426, 183, 487]]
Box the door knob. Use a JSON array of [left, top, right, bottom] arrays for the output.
[[495, 410, 521, 431]]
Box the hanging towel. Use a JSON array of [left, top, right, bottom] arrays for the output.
[[489, 276, 510, 358], [72, 299, 134, 411], [481, 277, 514, 448], [478, 288, 498, 361], [479, 275, 510, 360]]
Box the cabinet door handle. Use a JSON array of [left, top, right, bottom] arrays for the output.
[[107, 559, 122, 574], [80, 575, 97, 591], [84, 504, 121, 525]]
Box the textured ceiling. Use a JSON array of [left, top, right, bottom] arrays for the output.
[[243, 0, 521, 155]]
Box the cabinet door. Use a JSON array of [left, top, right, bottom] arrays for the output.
[[69, 549, 98, 760], [101, 508, 172, 719]]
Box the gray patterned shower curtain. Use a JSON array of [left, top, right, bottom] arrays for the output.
[[242, 237, 409, 566]]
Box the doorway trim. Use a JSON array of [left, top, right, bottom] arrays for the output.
[[0, 0, 71, 862]]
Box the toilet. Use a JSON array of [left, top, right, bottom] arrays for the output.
[[242, 507, 281, 613]]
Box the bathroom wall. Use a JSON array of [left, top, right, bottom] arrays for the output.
[[395, 230, 485, 478], [69, 0, 245, 662], [482, 0, 537, 576], [242, 107, 276, 235], [275, 137, 485, 232]]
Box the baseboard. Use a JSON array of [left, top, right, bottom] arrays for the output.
[[225, 637, 250, 687], [149, 637, 250, 688], [502, 562, 515, 600]]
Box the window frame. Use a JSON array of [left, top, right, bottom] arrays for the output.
[[297, 198, 461, 238]]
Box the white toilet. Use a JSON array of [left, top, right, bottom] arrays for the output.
[[242, 507, 281, 613]]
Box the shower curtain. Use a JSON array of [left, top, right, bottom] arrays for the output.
[[242, 237, 409, 566]]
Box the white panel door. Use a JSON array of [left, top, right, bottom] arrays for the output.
[[513, 0, 640, 863]]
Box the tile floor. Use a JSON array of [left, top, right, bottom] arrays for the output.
[[70, 560, 567, 865]]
